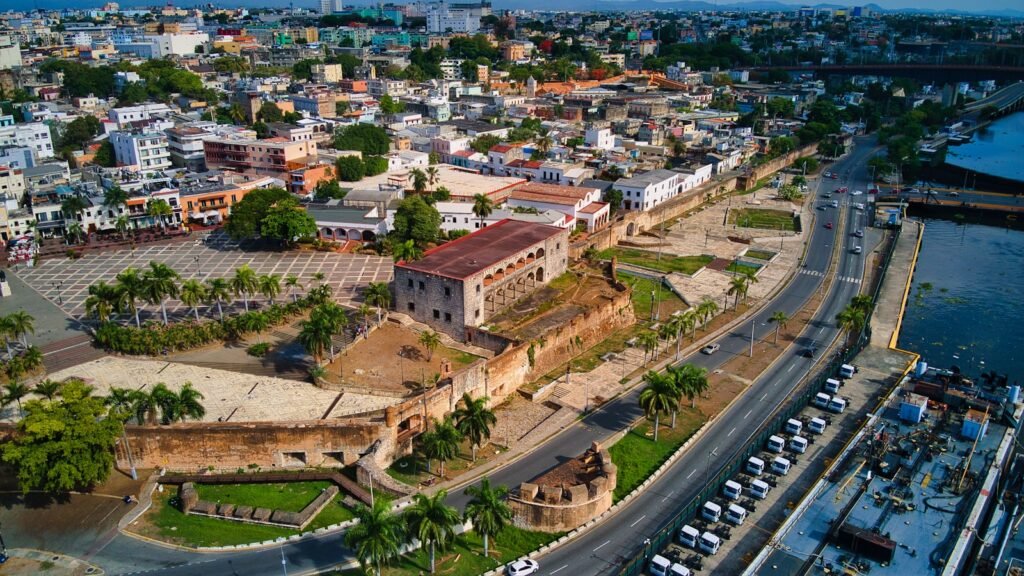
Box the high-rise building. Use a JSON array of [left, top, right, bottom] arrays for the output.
[[426, 1, 491, 34], [320, 0, 343, 14]]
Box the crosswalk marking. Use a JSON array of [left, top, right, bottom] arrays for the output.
[[799, 269, 861, 284]]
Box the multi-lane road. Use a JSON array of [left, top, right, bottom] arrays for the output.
[[88, 137, 880, 576]]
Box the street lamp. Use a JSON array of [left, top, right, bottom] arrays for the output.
[[50, 280, 63, 305], [193, 255, 200, 277]]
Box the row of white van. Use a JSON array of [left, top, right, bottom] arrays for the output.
[[649, 556, 691, 576], [813, 392, 847, 413], [747, 455, 791, 476]]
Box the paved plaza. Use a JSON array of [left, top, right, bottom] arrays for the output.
[[14, 231, 393, 322]]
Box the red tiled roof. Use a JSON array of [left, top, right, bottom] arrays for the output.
[[578, 201, 608, 214], [490, 144, 514, 153]]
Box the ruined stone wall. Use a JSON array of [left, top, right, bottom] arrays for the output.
[[740, 143, 820, 188], [117, 419, 393, 472]]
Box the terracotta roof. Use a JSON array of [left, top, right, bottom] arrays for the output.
[[490, 144, 514, 153], [510, 190, 580, 206], [578, 201, 608, 214]]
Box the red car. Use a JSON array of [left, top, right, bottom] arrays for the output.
[[836, 187, 848, 193], [868, 188, 879, 194], [825, 222, 834, 229]]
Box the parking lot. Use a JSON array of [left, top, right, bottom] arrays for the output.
[[13, 230, 393, 323], [648, 346, 912, 576]]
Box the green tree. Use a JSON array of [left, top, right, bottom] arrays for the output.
[[231, 264, 259, 312], [33, 379, 61, 401], [638, 330, 659, 366], [58, 115, 101, 152], [363, 155, 388, 176], [142, 261, 181, 326], [205, 278, 231, 321], [333, 124, 391, 155], [365, 282, 392, 325], [669, 363, 708, 410], [464, 478, 512, 558], [240, 311, 271, 343], [115, 267, 146, 328], [638, 370, 680, 442], [1, 380, 121, 494], [469, 134, 501, 154], [93, 140, 116, 167], [103, 185, 129, 210], [6, 311, 35, 347], [727, 275, 748, 309], [150, 382, 205, 424], [298, 316, 332, 365], [345, 499, 405, 576], [392, 196, 441, 247], [225, 187, 291, 240], [146, 198, 173, 231], [471, 193, 494, 230], [335, 155, 366, 182], [423, 416, 462, 478], [260, 198, 317, 246], [285, 275, 303, 303], [314, 178, 347, 201], [258, 102, 284, 123], [603, 189, 623, 213], [835, 305, 866, 346], [405, 490, 461, 574], [115, 214, 131, 240], [769, 311, 789, 345], [379, 94, 405, 115], [432, 186, 451, 202], [393, 239, 423, 263], [453, 392, 496, 462], [61, 195, 87, 222], [180, 279, 207, 321], [3, 381, 30, 417], [410, 168, 428, 195]]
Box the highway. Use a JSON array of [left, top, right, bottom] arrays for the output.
[[93, 136, 880, 576]]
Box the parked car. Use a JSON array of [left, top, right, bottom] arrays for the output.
[[822, 192, 832, 198], [507, 559, 540, 576], [825, 222, 834, 229], [827, 172, 839, 180], [701, 343, 721, 355]]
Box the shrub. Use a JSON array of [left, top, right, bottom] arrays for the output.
[[247, 342, 271, 357]]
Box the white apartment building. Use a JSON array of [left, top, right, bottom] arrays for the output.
[[439, 58, 465, 80], [615, 169, 685, 212], [109, 103, 173, 128], [0, 36, 22, 70], [584, 127, 615, 150], [367, 78, 408, 97], [110, 131, 172, 173], [0, 122, 54, 160], [0, 166, 26, 203], [164, 126, 208, 171], [426, 1, 491, 34]]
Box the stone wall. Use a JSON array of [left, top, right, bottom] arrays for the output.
[[180, 481, 340, 530], [116, 419, 393, 472], [739, 143, 820, 189], [509, 442, 617, 533]]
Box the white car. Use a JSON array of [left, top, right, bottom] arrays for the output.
[[851, 190, 863, 196], [507, 559, 540, 576], [702, 343, 721, 355], [948, 191, 960, 197], [853, 203, 865, 210], [851, 245, 863, 254]]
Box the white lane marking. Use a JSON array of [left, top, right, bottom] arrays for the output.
[[744, 409, 752, 419], [711, 447, 719, 456], [818, 327, 825, 334], [630, 515, 647, 527], [661, 490, 675, 503], [761, 392, 768, 401], [788, 364, 795, 373], [551, 565, 568, 574], [687, 469, 696, 479], [728, 427, 736, 437], [594, 540, 611, 552]]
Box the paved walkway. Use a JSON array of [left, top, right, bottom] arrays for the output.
[[870, 220, 923, 348]]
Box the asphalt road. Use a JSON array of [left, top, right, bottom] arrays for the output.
[[90, 136, 880, 576], [531, 136, 880, 576]]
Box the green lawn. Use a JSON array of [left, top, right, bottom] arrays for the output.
[[599, 248, 712, 276], [744, 249, 776, 261], [725, 261, 762, 275], [609, 414, 705, 502], [619, 273, 685, 321], [335, 525, 563, 576], [195, 481, 333, 513], [728, 208, 796, 231]]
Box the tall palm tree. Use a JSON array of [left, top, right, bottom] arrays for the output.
[[666, 313, 687, 361], [537, 133, 553, 156], [310, 302, 348, 359], [2, 381, 30, 417], [179, 279, 207, 321], [103, 185, 129, 210], [453, 392, 496, 462], [345, 499, 405, 576], [658, 322, 675, 357], [176, 382, 206, 421], [670, 363, 709, 410], [85, 281, 121, 325], [393, 239, 423, 263], [0, 315, 14, 358], [205, 278, 231, 321], [727, 275, 748, 310], [365, 282, 392, 325], [637, 330, 659, 366], [741, 269, 759, 301], [697, 297, 719, 330], [61, 195, 87, 222], [418, 330, 442, 361], [769, 311, 789, 344], [34, 379, 61, 400], [410, 168, 428, 195], [231, 264, 259, 312], [241, 311, 271, 343], [638, 370, 680, 442], [105, 386, 139, 478], [285, 275, 303, 303], [464, 478, 512, 559], [21, 346, 42, 372], [425, 166, 439, 191], [143, 261, 181, 326], [6, 311, 34, 347], [150, 383, 180, 424], [472, 193, 494, 230], [357, 303, 374, 332], [146, 198, 173, 232], [425, 416, 462, 478], [682, 309, 698, 341], [151, 382, 205, 424], [115, 214, 131, 240], [312, 271, 326, 286], [298, 316, 332, 364], [258, 273, 281, 305], [130, 389, 159, 425], [228, 103, 247, 125], [66, 221, 84, 244], [851, 294, 873, 315], [405, 490, 461, 574], [835, 306, 866, 346]]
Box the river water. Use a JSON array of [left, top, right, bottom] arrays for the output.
[[897, 217, 1024, 381], [945, 112, 1024, 183]]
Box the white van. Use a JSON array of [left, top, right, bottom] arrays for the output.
[[767, 435, 786, 453], [723, 480, 743, 501], [772, 457, 792, 475], [808, 417, 827, 435], [824, 378, 842, 394], [679, 524, 700, 548], [814, 392, 831, 409], [702, 501, 722, 523], [790, 436, 808, 454], [725, 503, 748, 525], [669, 564, 691, 576], [839, 364, 856, 379], [828, 397, 847, 413], [747, 456, 765, 476], [750, 479, 771, 499], [784, 418, 803, 435], [699, 532, 721, 555], [650, 554, 672, 576]]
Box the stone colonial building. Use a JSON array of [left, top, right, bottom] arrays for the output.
[[394, 219, 569, 340]]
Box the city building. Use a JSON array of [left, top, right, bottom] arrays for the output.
[[203, 136, 318, 178], [507, 182, 610, 231], [0, 122, 53, 160], [110, 131, 172, 173], [614, 169, 684, 212], [585, 127, 616, 150], [394, 218, 568, 340], [426, 1, 491, 34], [165, 126, 209, 171]]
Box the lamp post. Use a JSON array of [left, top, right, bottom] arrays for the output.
[[50, 280, 63, 305], [193, 255, 200, 277]]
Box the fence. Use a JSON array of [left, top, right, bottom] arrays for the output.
[[617, 224, 903, 576]]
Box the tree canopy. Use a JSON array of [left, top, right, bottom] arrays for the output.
[[260, 197, 318, 246], [333, 124, 391, 156], [392, 196, 441, 248], [225, 187, 292, 240]]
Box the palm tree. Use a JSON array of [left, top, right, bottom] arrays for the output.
[[410, 168, 428, 195], [365, 282, 391, 325], [285, 275, 303, 303], [345, 499, 405, 576], [638, 370, 680, 442], [357, 303, 374, 332], [312, 271, 326, 286], [3, 381, 30, 417], [835, 305, 866, 346], [425, 166, 439, 191], [34, 379, 61, 400], [151, 382, 205, 424], [393, 239, 423, 262], [66, 221, 84, 244], [418, 330, 442, 361], [0, 315, 14, 358], [241, 311, 271, 343], [129, 389, 159, 424], [741, 269, 759, 301], [298, 316, 332, 364], [670, 363, 709, 410], [61, 195, 87, 222], [851, 294, 873, 315], [21, 346, 42, 372], [405, 490, 461, 574], [311, 302, 348, 359], [658, 322, 675, 357], [115, 214, 131, 240], [205, 278, 231, 320], [453, 392, 496, 462], [697, 297, 719, 330], [176, 382, 206, 421], [103, 185, 128, 210], [85, 281, 121, 324], [425, 416, 462, 478], [727, 275, 748, 310], [769, 311, 789, 345], [146, 198, 173, 232], [179, 279, 207, 321], [6, 311, 34, 347], [666, 313, 687, 361], [637, 330, 659, 366], [472, 193, 494, 230], [143, 261, 181, 326], [104, 386, 139, 478], [228, 103, 247, 125], [258, 273, 281, 305], [682, 309, 698, 341], [464, 478, 512, 559], [231, 264, 259, 312], [537, 134, 553, 156]]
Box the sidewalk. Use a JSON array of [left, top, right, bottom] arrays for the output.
[[869, 220, 922, 348], [0, 548, 103, 575]]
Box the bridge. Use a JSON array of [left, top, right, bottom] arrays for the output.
[[741, 63, 1024, 82], [963, 81, 1024, 114]]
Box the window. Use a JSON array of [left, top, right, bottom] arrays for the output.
[[407, 278, 413, 288], [433, 309, 440, 319], [418, 281, 425, 291], [444, 287, 451, 297], [444, 312, 452, 322], [475, 309, 480, 318], [476, 284, 481, 293], [407, 302, 415, 312]]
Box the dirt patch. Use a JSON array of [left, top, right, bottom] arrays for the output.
[[321, 323, 481, 392], [532, 452, 603, 487], [706, 258, 734, 271], [489, 271, 623, 337]]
